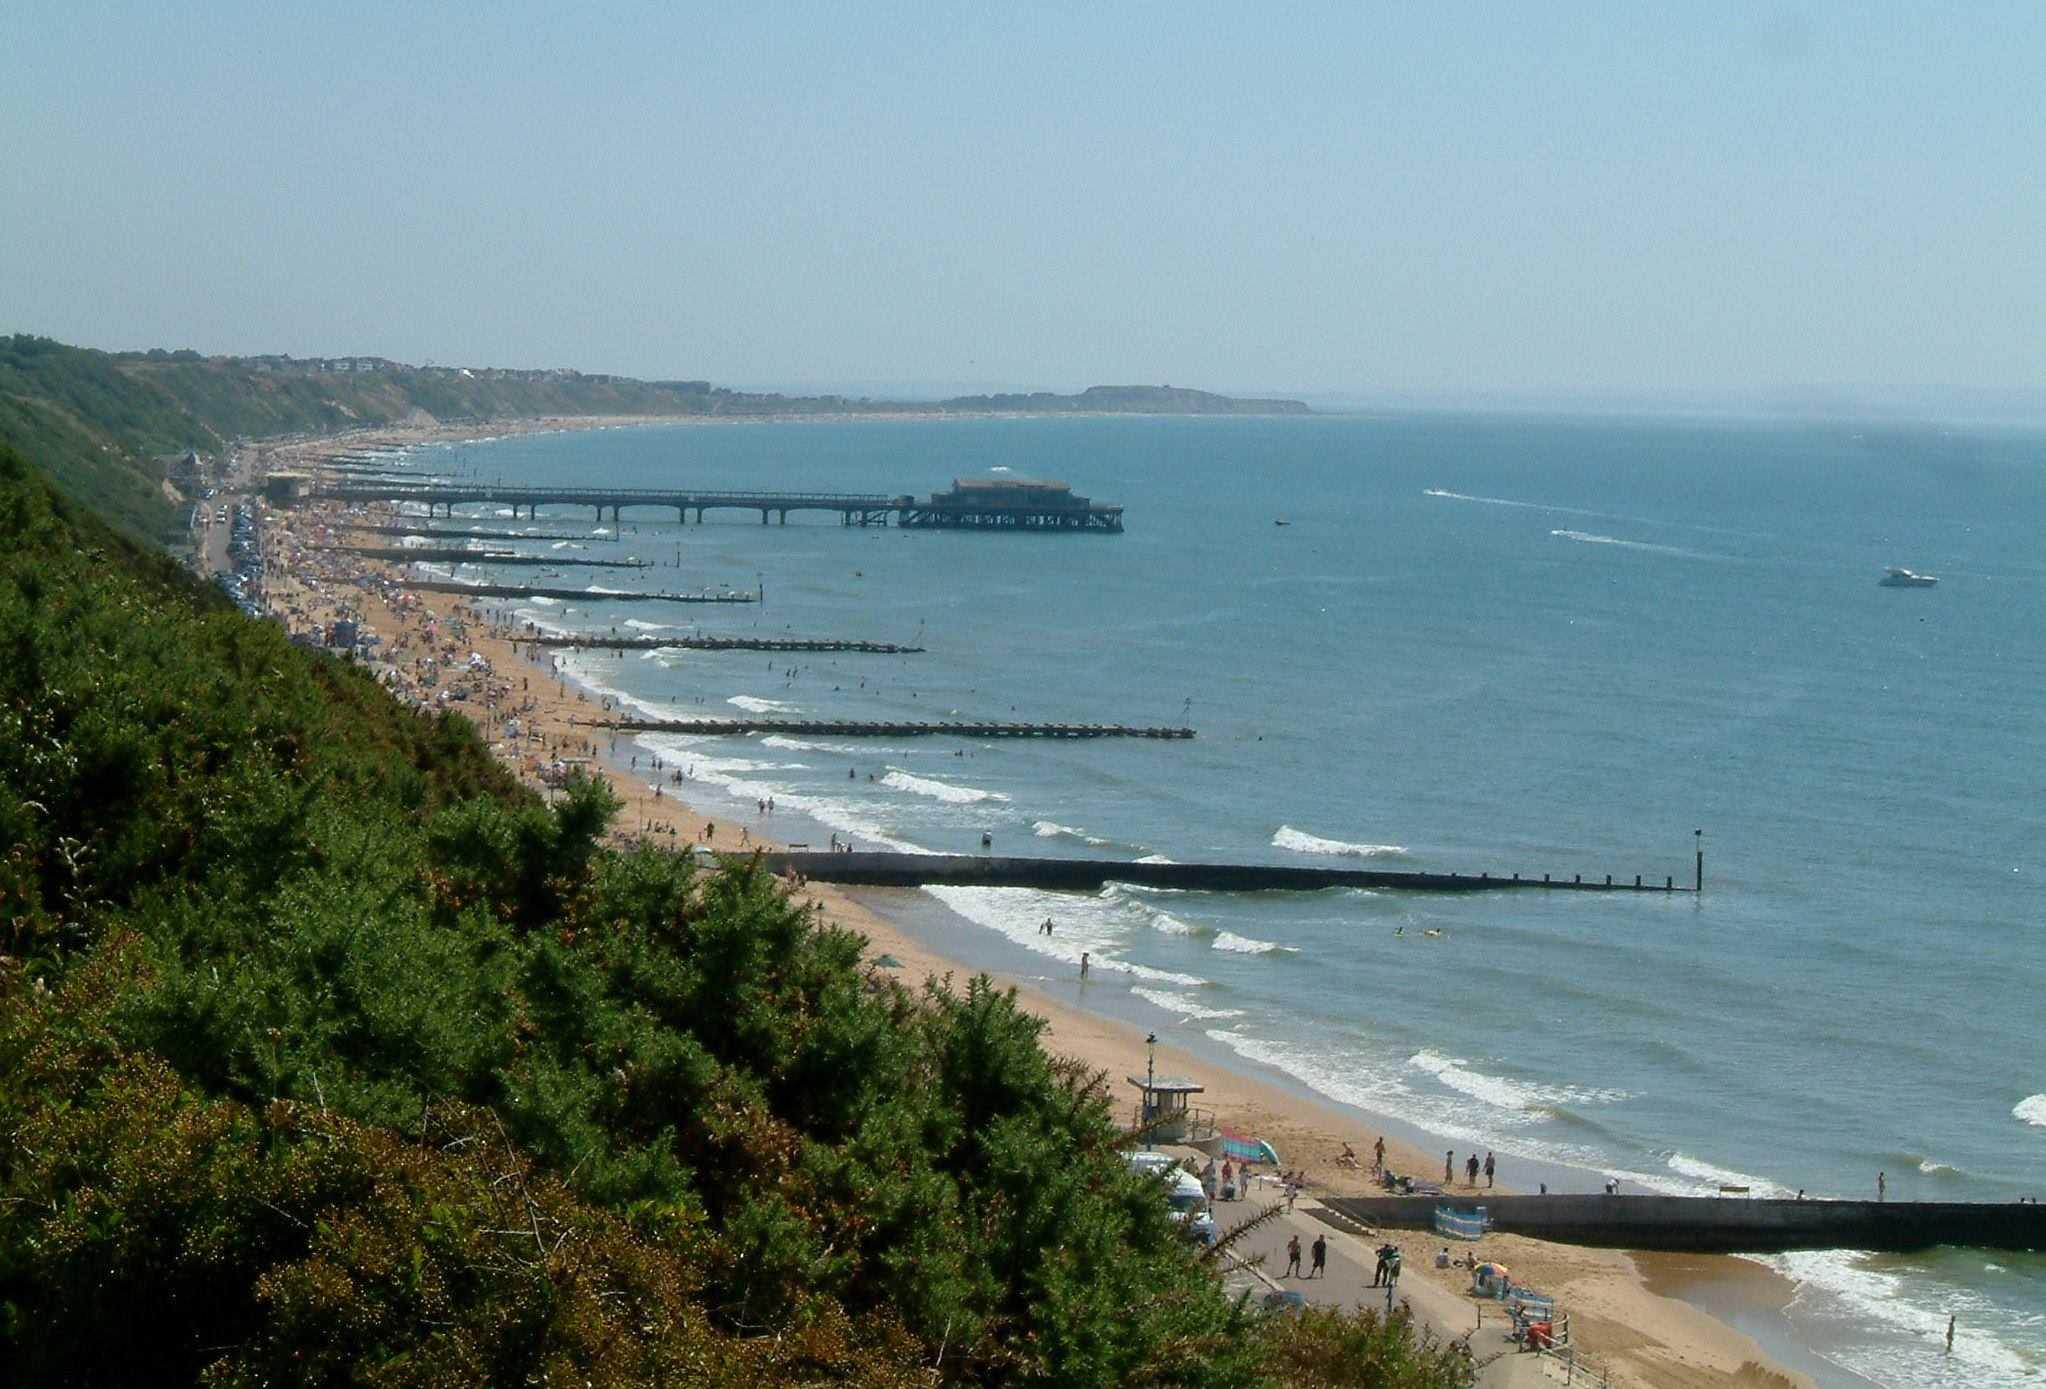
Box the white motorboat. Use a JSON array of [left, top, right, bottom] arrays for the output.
[[1879, 566, 1939, 588]]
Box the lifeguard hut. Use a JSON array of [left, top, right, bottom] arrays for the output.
[[1129, 1074, 1214, 1145]]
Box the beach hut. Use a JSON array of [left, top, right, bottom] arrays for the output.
[[1128, 1074, 1214, 1144]]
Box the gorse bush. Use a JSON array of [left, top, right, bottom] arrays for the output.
[[0, 442, 1469, 1387]]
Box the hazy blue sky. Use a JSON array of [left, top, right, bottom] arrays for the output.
[[4, 2, 2040, 395]]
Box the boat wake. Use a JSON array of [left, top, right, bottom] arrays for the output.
[[1550, 529, 1702, 558]]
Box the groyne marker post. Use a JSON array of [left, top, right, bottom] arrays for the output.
[[1695, 828, 1704, 894]]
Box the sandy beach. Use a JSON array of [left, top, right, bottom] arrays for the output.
[[244, 422, 1819, 1389]]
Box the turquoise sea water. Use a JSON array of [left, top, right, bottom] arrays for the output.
[[385, 414, 2044, 1385]]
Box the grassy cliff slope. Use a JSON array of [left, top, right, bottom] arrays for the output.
[[0, 441, 1468, 1387]]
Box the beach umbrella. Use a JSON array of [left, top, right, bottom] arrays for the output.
[[1476, 1262, 1509, 1279], [1258, 1139, 1282, 1167]]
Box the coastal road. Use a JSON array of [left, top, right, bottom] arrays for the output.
[[1222, 1192, 1559, 1387]]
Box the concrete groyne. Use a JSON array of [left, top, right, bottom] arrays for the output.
[[516, 635, 922, 653], [406, 580, 756, 604], [1321, 1194, 2046, 1254], [742, 851, 1692, 895], [339, 547, 651, 568], [586, 719, 1191, 739], [345, 523, 600, 542]]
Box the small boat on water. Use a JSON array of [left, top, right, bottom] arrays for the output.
[[1879, 566, 1939, 588]]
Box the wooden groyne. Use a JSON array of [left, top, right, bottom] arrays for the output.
[[337, 546, 651, 569], [1321, 1194, 2046, 1255], [515, 635, 923, 653], [748, 852, 1694, 894], [584, 719, 1192, 739], [407, 580, 755, 604]]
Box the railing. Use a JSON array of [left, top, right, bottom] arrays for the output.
[[1128, 1104, 1219, 1144]]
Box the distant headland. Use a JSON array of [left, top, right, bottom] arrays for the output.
[[0, 333, 1308, 539]]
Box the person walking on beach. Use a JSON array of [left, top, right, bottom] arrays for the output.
[[1878, 1171, 1887, 1202], [1374, 1135, 1386, 1173], [1284, 1235, 1302, 1278], [1445, 1150, 1455, 1184], [1484, 1151, 1496, 1188], [1309, 1234, 1327, 1278], [1466, 1153, 1480, 1187], [1285, 1175, 1299, 1212], [1079, 951, 1090, 979]]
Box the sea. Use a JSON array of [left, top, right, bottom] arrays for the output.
[[373, 412, 2045, 1386]]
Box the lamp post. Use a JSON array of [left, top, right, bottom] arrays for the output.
[[1145, 1032, 1158, 1150]]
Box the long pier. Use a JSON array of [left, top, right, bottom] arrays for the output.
[[406, 580, 755, 604], [324, 483, 899, 524], [514, 635, 922, 653], [1320, 1194, 2046, 1255], [584, 719, 1191, 739], [339, 546, 651, 569], [312, 480, 1124, 531], [747, 851, 1694, 894]]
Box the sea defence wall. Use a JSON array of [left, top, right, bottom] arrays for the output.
[[749, 851, 1692, 895], [1321, 1194, 2046, 1254]]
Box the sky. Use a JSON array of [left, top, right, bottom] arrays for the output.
[[3, 2, 2041, 398]]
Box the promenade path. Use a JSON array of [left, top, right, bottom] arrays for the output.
[[1217, 1185, 1561, 1388]]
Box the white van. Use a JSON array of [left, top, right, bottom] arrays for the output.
[[1121, 1151, 1217, 1243], [1163, 1166, 1218, 1244]]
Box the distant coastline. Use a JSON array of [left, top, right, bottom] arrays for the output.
[[0, 334, 1306, 540]]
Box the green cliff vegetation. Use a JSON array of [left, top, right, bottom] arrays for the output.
[[0, 442, 1464, 1386], [0, 335, 1310, 543]]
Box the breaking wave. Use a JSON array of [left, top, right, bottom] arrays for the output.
[[1273, 826, 1406, 859], [1033, 819, 1117, 847], [1212, 931, 1291, 955], [2016, 1094, 2046, 1128], [727, 695, 800, 714], [1409, 1050, 1630, 1117], [881, 769, 1009, 804], [1132, 987, 1245, 1021]]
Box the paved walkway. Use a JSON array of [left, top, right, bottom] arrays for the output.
[[1213, 1188, 1565, 1388]]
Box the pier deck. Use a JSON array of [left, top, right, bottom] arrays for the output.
[[1320, 1194, 2046, 1255], [743, 851, 1693, 894]]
